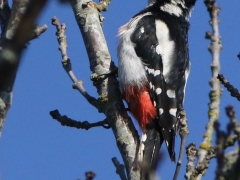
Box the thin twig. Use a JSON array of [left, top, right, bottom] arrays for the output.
[[50, 109, 111, 130], [111, 157, 127, 180], [217, 74, 240, 101], [173, 110, 189, 180], [85, 171, 96, 180], [51, 17, 99, 108], [225, 106, 240, 143], [29, 25, 48, 41], [214, 120, 226, 180]]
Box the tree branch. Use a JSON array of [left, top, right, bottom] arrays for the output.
[[214, 106, 240, 180], [85, 171, 96, 180], [54, 1, 140, 179], [28, 25, 48, 41], [91, 0, 111, 12], [185, 143, 197, 180], [0, 0, 48, 136], [112, 157, 127, 180], [173, 110, 189, 180], [196, 1, 222, 178], [51, 16, 99, 108], [217, 74, 240, 101], [50, 109, 110, 130]]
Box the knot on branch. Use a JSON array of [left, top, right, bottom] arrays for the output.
[[186, 143, 197, 159], [205, 31, 212, 39]]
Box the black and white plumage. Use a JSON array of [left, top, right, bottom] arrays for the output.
[[117, 0, 196, 168]]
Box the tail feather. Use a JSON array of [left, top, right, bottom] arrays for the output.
[[161, 128, 176, 162], [139, 122, 163, 179], [159, 111, 177, 162]]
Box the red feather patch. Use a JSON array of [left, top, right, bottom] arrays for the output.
[[124, 86, 156, 129]]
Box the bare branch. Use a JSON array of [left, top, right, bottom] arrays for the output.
[[91, 0, 111, 12], [112, 157, 127, 180], [0, 93, 9, 136], [192, 146, 216, 179], [196, 1, 222, 178], [51, 17, 99, 108], [185, 143, 197, 180], [28, 25, 48, 41], [223, 148, 240, 180], [173, 110, 189, 180], [214, 106, 240, 180], [217, 74, 240, 101], [224, 134, 237, 149], [225, 106, 240, 143], [66, 0, 140, 179], [50, 109, 110, 130], [85, 171, 96, 180], [0, 0, 48, 135]]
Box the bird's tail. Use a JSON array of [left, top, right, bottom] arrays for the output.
[[138, 122, 163, 179]]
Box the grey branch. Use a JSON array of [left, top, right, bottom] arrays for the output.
[[50, 109, 111, 130], [52, 1, 140, 179], [173, 110, 189, 180], [185, 143, 197, 180], [0, 0, 47, 136], [217, 74, 240, 101], [29, 25, 48, 41], [112, 157, 127, 180], [214, 106, 240, 180], [193, 146, 216, 179], [91, 0, 111, 12], [51, 16, 98, 108], [85, 171, 96, 180], [225, 106, 240, 143], [196, 1, 222, 179]]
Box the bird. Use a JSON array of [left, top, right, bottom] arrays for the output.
[[117, 0, 196, 172]]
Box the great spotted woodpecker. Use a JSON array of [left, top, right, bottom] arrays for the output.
[[117, 0, 196, 165]]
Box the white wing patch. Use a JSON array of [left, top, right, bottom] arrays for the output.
[[155, 20, 175, 83], [148, 68, 154, 75], [154, 70, 160, 76], [183, 65, 190, 103]]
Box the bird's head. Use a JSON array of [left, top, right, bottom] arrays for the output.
[[150, 0, 197, 20]]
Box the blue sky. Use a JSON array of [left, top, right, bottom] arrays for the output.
[[0, 0, 240, 180]]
